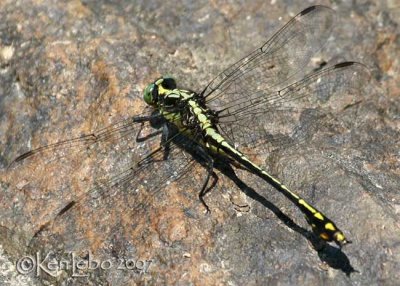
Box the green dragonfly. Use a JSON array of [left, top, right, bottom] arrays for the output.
[[12, 5, 368, 248]]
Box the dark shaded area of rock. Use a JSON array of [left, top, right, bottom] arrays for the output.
[[0, 0, 399, 285]]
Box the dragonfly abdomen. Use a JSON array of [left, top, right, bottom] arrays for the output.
[[202, 123, 349, 247]]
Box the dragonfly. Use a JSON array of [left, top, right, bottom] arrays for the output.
[[11, 5, 368, 249]]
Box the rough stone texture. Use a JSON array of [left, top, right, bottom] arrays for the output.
[[0, 0, 399, 285]]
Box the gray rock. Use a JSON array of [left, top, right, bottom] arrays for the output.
[[0, 1, 399, 285]]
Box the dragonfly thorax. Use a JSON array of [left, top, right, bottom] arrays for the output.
[[144, 77, 208, 130]]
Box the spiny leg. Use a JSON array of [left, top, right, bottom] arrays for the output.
[[191, 144, 219, 213], [137, 122, 173, 164], [161, 123, 173, 160], [199, 170, 219, 213], [135, 116, 164, 142]]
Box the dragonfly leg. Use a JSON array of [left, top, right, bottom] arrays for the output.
[[199, 170, 218, 213], [136, 116, 164, 142], [192, 145, 219, 213], [138, 122, 174, 164], [161, 124, 173, 160]]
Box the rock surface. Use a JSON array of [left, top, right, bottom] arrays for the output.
[[0, 0, 399, 285]]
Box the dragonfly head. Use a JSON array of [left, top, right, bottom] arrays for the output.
[[143, 77, 177, 107]]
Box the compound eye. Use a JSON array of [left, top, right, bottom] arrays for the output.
[[143, 83, 158, 106], [161, 77, 176, 90]]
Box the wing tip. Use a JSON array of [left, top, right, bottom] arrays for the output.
[[300, 5, 334, 16], [335, 61, 357, 68], [7, 151, 34, 169], [334, 61, 371, 76], [300, 6, 317, 16]]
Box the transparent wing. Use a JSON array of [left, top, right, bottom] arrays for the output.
[[202, 5, 336, 108], [215, 62, 370, 153], [27, 131, 210, 253], [7, 114, 172, 227], [9, 112, 160, 168]]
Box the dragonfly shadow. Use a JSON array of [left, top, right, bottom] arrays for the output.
[[215, 161, 357, 276]]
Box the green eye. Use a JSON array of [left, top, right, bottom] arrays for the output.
[[143, 83, 155, 105]]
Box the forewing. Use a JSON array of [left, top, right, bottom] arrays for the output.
[[9, 112, 159, 168], [202, 6, 335, 108]]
